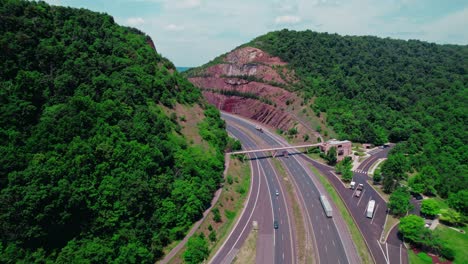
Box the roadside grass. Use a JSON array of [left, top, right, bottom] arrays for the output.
[[272, 158, 309, 264], [309, 165, 373, 264], [408, 250, 433, 264], [434, 225, 468, 264], [167, 156, 251, 264], [306, 152, 327, 164], [232, 230, 257, 264]]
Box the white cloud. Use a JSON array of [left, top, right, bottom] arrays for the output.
[[165, 24, 185, 32], [275, 15, 301, 24], [421, 7, 468, 44], [126, 17, 145, 26]]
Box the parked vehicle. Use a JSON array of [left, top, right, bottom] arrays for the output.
[[320, 195, 333, 217], [350, 181, 356, 189], [366, 200, 376, 218], [355, 183, 364, 197]]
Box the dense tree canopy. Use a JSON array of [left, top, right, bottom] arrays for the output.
[[248, 29, 467, 198], [0, 0, 227, 262]]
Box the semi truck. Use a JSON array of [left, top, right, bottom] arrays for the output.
[[366, 200, 376, 218], [320, 195, 333, 217]]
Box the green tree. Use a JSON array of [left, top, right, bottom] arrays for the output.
[[439, 208, 463, 226], [399, 215, 425, 243], [409, 166, 438, 195], [325, 147, 337, 165], [382, 154, 408, 193], [420, 199, 440, 217], [448, 190, 468, 215], [388, 187, 413, 216], [183, 234, 209, 264], [373, 170, 382, 184]]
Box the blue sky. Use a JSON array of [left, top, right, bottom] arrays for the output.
[[44, 0, 468, 66]]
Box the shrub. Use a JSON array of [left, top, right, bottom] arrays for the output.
[[209, 230, 217, 242], [212, 208, 221, 223], [226, 176, 233, 185], [440, 245, 455, 261], [417, 252, 432, 262]]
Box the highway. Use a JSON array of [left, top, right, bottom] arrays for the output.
[[301, 145, 408, 264], [222, 112, 360, 264], [210, 121, 294, 263]]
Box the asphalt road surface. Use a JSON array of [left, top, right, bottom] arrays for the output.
[[210, 122, 294, 264], [302, 145, 408, 264], [223, 113, 360, 264]]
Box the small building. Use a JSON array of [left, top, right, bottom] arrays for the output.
[[320, 139, 352, 161], [362, 143, 373, 149]]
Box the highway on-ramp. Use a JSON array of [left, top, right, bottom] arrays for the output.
[[222, 112, 360, 264]]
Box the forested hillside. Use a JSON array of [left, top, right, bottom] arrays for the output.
[[0, 0, 227, 262], [247, 30, 467, 198]]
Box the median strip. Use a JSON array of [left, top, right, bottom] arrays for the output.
[[309, 165, 374, 264]]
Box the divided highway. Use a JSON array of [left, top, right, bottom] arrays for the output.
[[210, 121, 294, 263], [222, 112, 360, 264]]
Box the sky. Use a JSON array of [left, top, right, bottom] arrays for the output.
[[43, 0, 468, 67]]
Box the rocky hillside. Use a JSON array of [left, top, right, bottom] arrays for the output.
[[186, 47, 324, 142]]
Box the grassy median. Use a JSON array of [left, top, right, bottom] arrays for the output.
[[272, 159, 311, 264], [309, 165, 374, 264]]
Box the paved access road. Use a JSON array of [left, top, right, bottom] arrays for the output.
[[302, 146, 408, 264], [223, 112, 360, 264], [210, 122, 294, 264]]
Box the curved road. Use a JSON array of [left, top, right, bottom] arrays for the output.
[[223, 112, 360, 264], [210, 121, 294, 263]]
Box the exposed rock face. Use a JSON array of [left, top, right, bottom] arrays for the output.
[[188, 46, 311, 135]]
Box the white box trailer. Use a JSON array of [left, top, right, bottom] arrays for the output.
[[320, 195, 333, 217], [366, 200, 376, 218]]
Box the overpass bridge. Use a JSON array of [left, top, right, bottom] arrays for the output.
[[229, 143, 323, 157]]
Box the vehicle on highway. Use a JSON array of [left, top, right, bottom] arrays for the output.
[[319, 195, 333, 217], [275, 189, 279, 196], [366, 200, 376, 218], [355, 183, 364, 198], [273, 220, 279, 229], [255, 126, 263, 132]]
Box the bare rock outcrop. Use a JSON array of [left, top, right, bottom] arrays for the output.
[[188, 46, 317, 139]]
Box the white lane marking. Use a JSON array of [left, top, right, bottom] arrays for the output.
[[377, 240, 390, 264], [386, 242, 389, 264], [325, 245, 328, 253], [400, 243, 402, 264], [332, 239, 336, 247], [210, 131, 261, 262], [357, 189, 366, 206]]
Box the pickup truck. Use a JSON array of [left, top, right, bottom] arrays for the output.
[[355, 183, 364, 198]]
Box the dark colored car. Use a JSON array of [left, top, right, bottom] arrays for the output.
[[274, 220, 279, 229], [413, 193, 423, 200]]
